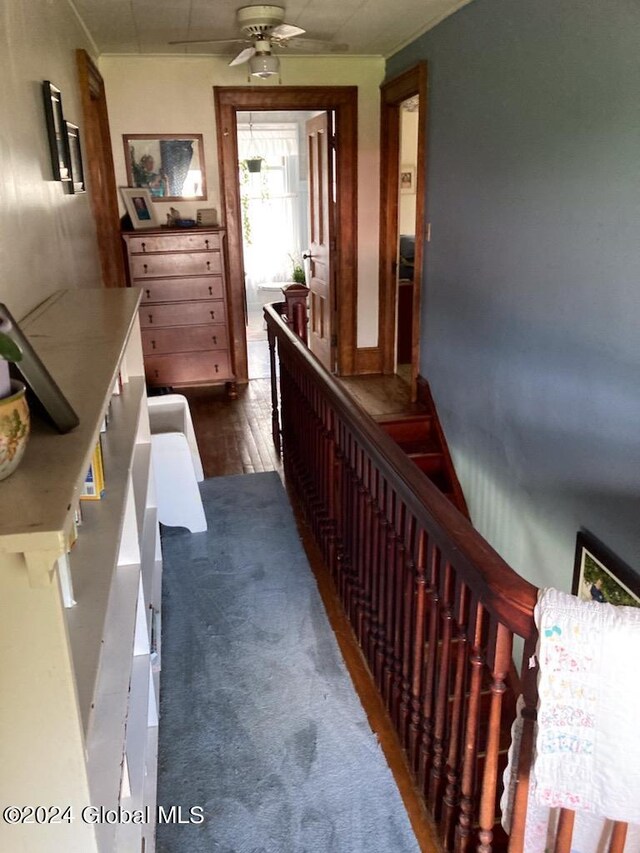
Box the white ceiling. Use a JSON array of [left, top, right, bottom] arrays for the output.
[[71, 0, 473, 58]]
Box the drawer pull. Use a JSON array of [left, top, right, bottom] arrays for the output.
[[148, 313, 153, 324], [208, 285, 213, 296], [210, 310, 215, 320], [154, 369, 159, 378], [143, 263, 148, 274], [206, 261, 211, 271], [141, 242, 146, 253], [146, 289, 151, 299], [204, 239, 209, 249], [212, 335, 217, 345], [151, 339, 156, 350], [214, 364, 219, 373]]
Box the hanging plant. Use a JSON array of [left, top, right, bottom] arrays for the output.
[[245, 157, 263, 173], [238, 160, 252, 245]]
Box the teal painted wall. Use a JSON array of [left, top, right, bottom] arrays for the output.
[[387, 0, 640, 591]]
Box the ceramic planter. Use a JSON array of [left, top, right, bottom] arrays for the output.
[[0, 380, 30, 480]]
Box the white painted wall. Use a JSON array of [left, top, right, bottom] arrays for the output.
[[99, 55, 385, 348], [0, 2, 103, 321]]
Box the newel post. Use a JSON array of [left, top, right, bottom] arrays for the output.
[[283, 283, 309, 343]]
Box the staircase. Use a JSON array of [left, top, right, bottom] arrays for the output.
[[375, 393, 469, 519]]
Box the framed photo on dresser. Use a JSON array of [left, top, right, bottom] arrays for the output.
[[120, 187, 158, 230]]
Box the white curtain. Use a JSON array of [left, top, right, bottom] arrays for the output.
[[237, 124, 305, 292]]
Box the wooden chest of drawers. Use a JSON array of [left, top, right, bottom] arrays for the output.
[[122, 228, 236, 396]]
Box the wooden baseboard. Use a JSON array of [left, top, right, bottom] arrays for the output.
[[353, 347, 383, 374]]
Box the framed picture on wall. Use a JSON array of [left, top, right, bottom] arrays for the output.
[[399, 165, 415, 194], [65, 121, 86, 194], [120, 187, 158, 230], [42, 81, 73, 189], [572, 530, 640, 607]]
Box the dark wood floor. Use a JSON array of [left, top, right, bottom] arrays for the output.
[[183, 379, 281, 478], [182, 376, 437, 853]]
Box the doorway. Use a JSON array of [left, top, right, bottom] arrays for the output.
[[236, 110, 315, 378], [214, 87, 358, 385], [378, 63, 428, 399]]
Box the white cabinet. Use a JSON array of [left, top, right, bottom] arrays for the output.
[[0, 289, 161, 853]]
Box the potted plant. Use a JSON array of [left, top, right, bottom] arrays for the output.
[[0, 319, 30, 480], [289, 253, 307, 285], [244, 157, 263, 173]]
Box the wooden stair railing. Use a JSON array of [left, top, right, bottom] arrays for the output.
[[266, 302, 541, 852]]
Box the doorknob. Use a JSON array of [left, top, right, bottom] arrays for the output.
[[302, 253, 313, 260]]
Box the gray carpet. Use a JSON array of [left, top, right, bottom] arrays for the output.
[[156, 472, 419, 853]]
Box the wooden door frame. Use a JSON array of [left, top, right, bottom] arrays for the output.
[[378, 63, 428, 393], [214, 86, 358, 384], [76, 49, 126, 288]]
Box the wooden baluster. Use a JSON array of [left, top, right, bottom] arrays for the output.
[[346, 435, 360, 621], [323, 399, 335, 560], [318, 391, 328, 537], [398, 513, 417, 750], [441, 579, 469, 849], [366, 467, 383, 673], [342, 430, 357, 616], [418, 540, 441, 790], [324, 407, 339, 580], [429, 559, 454, 816], [267, 324, 281, 455], [408, 527, 428, 772], [382, 486, 398, 709], [331, 421, 345, 589], [360, 456, 376, 662], [391, 497, 407, 727], [608, 823, 629, 853], [456, 600, 485, 853], [508, 634, 538, 853], [553, 810, 576, 853], [354, 445, 368, 643], [334, 427, 348, 603], [477, 621, 513, 853], [374, 477, 391, 692]]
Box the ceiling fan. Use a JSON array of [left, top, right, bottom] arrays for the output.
[[170, 4, 348, 78]]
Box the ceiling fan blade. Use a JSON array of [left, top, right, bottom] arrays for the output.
[[270, 23, 306, 40], [229, 46, 257, 66], [169, 36, 248, 46], [279, 37, 348, 53]]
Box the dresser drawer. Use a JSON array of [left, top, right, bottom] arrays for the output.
[[139, 301, 225, 328], [145, 352, 232, 386], [127, 233, 221, 254], [142, 324, 228, 355], [139, 277, 224, 304], [131, 252, 222, 279]]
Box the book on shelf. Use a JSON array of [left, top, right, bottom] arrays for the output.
[[80, 440, 105, 501]]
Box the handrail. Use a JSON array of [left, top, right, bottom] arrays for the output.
[[265, 301, 540, 853]]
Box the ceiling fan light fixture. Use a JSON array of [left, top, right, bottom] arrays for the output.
[[249, 52, 280, 78]]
